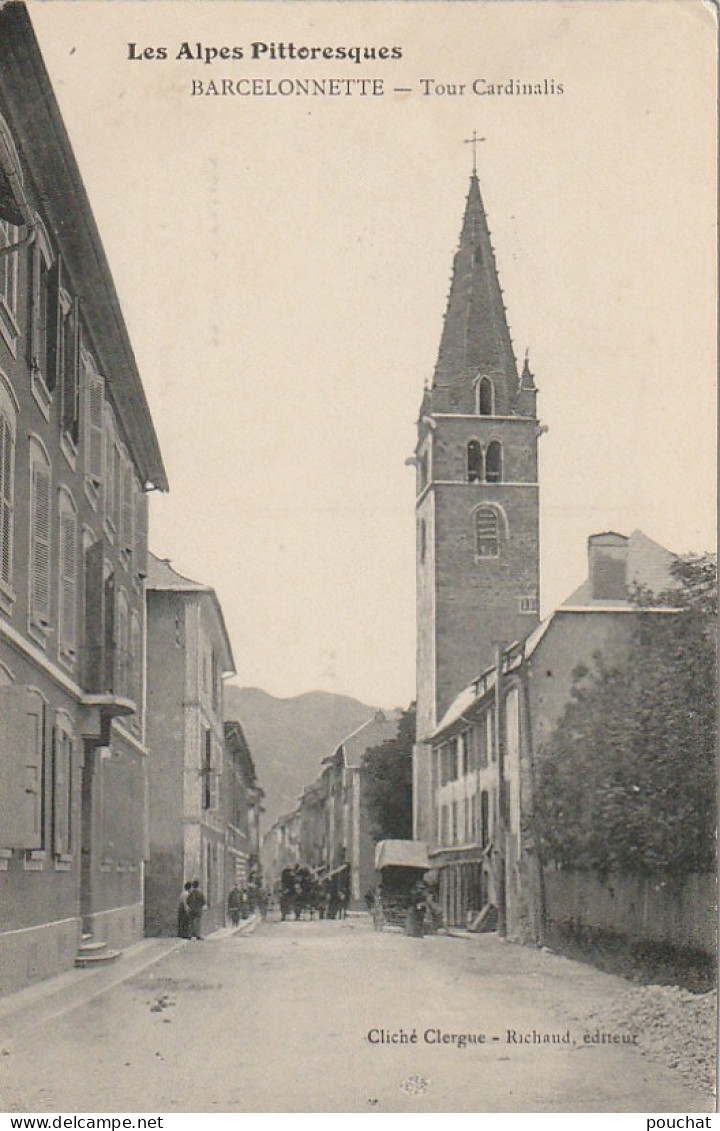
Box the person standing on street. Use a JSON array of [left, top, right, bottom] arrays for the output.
[[227, 883, 243, 928], [186, 879, 206, 939], [177, 880, 192, 938]]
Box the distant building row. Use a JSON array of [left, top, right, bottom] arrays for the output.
[[262, 710, 400, 907]]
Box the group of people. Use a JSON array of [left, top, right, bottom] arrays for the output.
[[227, 883, 268, 926], [177, 879, 206, 939]]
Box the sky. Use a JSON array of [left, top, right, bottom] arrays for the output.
[[27, 0, 717, 708]]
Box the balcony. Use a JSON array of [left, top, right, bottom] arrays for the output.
[[79, 644, 137, 744]]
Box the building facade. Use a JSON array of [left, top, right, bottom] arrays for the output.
[[144, 554, 235, 936], [413, 171, 541, 849], [263, 710, 401, 906], [0, 5, 167, 994], [224, 719, 264, 899], [428, 530, 680, 936]]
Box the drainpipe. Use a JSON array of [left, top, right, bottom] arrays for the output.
[[494, 642, 507, 937], [518, 662, 547, 945]]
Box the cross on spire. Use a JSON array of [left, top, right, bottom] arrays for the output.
[[464, 131, 485, 175]]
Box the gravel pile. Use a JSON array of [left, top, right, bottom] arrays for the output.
[[583, 983, 717, 1095]]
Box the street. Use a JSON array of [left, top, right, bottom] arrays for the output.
[[0, 916, 713, 1114]]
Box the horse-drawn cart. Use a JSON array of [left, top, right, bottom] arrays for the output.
[[372, 840, 431, 933]]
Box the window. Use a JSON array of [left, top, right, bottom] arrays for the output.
[[519, 595, 538, 615], [58, 490, 78, 662], [418, 518, 427, 563], [475, 506, 500, 559], [0, 377, 16, 598], [115, 588, 129, 698], [467, 440, 483, 483], [0, 221, 18, 321], [133, 482, 148, 581], [60, 298, 80, 447], [84, 356, 104, 495], [104, 412, 116, 531], [459, 732, 469, 776], [52, 718, 73, 856], [0, 686, 45, 850], [480, 790, 489, 848], [121, 460, 134, 559], [478, 377, 494, 416], [202, 728, 213, 810], [485, 441, 502, 483], [129, 611, 142, 720], [418, 452, 429, 494], [29, 439, 52, 633], [27, 219, 55, 403], [0, 116, 24, 351]]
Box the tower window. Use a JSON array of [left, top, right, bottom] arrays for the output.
[[485, 441, 502, 483], [475, 507, 500, 559], [467, 441, 483, 483], [418, 452, 429, 493], [419, 518, 427, 563], [478, 377, 494, 416]]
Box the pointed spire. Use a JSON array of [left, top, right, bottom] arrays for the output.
[[431, 174, 519, 414], [520, 349, 536, 390]]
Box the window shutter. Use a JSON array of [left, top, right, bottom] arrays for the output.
[[61, 300, 81, 443], [103, 572, 115, 693], [0, 686, 44, 850], [122, 463, 133, 553], [59, 507, 77, 655], [25, 242, 38, 368], [45, 257, 61, 392], [52, 727, 72, 855], [31, 462, 51, 625], [85, 368, 104, 485], [0, 415, 13, 588], [130, 612, 142, 713], [104, 430, 116, 525], [83, 540, 104, 692], [134, 486, 148, 577]]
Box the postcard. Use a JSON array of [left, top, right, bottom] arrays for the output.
[[0, 0, 715, 1119]]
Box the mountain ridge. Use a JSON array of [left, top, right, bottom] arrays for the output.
[[223, 685, 399, 833]]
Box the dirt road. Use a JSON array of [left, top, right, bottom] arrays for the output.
[[0, 917, 714, 1113]]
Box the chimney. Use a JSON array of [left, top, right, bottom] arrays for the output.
[[588, 532, 629, 600]]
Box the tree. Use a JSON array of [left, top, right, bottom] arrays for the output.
[[534, 555, 716, 876], [361, 704, 415, 841]]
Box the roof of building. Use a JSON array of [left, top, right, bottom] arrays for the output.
[[224, 720, 261, 791], [324, 708, 404, 769], [562, 529, 680, 609], [432, 529, 681, 741], [146, 552, 236, 675], [0, 4, 168, 491]]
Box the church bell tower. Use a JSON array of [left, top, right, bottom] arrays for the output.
[[413, 164, 541, 843]]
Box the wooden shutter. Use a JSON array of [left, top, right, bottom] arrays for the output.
[[83, 540, 104, 692], [122, 463, 133, 553], [30, 461, 51, 625], [85, 368, 104, 485], [0, 686, 44, 850], [103, 572, 115, 693], [25, 242, 37, 368], [61, 300, 81, 443], [59, 506, 77, 655], [134, 486, 148, 577], [52, 726, 71, 855], [130, 611, 142, 711], [45, 257, 61, 392], [0, 415, 13, 588]]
